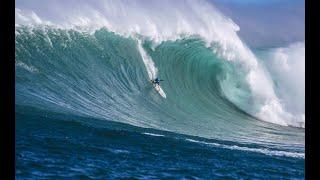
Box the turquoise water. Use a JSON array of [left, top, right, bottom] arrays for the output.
[[15, 27, 304, 179]]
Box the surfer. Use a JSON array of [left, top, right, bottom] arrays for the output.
[[150, 77, 167, 98], [151, 77, 164, 85]]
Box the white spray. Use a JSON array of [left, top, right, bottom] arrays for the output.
[[136, 39, 158, 80]]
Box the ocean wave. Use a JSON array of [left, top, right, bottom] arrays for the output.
[[15, 1, 304, 149], [15, 0, 304, 128], [15, 27, 305, 147]]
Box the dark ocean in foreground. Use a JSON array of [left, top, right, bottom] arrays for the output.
[[16, 106, 304, 179], [15, 27, 304, 179]]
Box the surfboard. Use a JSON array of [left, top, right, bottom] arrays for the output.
[[150, 80, 167, 98]]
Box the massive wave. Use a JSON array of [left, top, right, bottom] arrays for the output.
[[15, 0, 305, 146]]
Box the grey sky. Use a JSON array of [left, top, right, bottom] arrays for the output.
[[210, 0, 304, 47]]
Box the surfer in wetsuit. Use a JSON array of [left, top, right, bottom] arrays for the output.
[[151, 77, 163, 85]]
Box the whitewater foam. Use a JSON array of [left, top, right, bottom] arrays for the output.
[[260, 42, 305, 128], [15, 61, 39, 73], [143, 132, 165, 137], [185, 138, 304, 159], [136, 39, 158, 80]]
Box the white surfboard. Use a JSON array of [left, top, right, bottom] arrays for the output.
[[151, 81, 166, 98]]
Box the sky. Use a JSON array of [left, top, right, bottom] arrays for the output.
[[209, 0, 304, 47]]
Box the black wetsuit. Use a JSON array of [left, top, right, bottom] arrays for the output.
[[154, 78, 160, 85]]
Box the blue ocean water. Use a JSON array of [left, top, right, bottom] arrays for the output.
[[16, 106, 304, 179], [15, 2, 305, 178]]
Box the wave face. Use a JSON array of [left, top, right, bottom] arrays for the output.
[[15, 27, 304, 146]]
